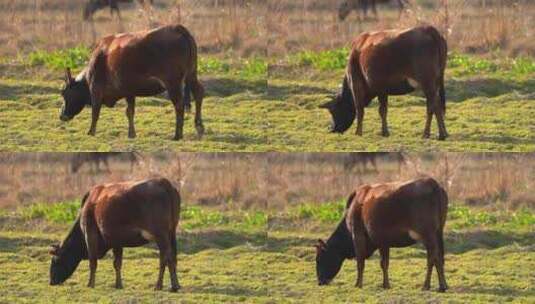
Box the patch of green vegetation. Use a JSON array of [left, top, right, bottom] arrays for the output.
[[288, 48, 349, 71], [448, 53, 499, 75], [293, 201, 345, 223], [27, 46, 91, 70], [19, 200, 80, 224]]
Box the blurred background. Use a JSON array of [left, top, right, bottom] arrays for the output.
[[0, 0, 267, 58], [0, 152, 533, 211]]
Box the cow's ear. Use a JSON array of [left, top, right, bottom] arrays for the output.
[[49, 244, 60, 256], [65, 68, 73, 84], [317, 239, 327, 250], [319, 100, 335, 109]]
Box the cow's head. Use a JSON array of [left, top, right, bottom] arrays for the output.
[[315, 239, 345, 285], [319, 78, 356, 133], [49, 243, 78, 285], [60, 68, 90, 122], [49, 218, 87, 285]]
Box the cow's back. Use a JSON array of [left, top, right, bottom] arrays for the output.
[[82, 178, 180, 246]]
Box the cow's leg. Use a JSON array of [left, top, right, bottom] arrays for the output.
[[355, 256, 365, 288], [436, 231, 448, 292], [422, 234, 440, 291], [379, 247, 390, 289], [355, 105, 364, 136], [154, 235, 170, 290], [435, 104, 448, 141], [190, 77, 205, 138], [378, 94, 389, 137], [113, 247, 123, 289], [88, 102, 102, 136], [126, 97, 136, 138], [168, 231, 180, 292], [352, 232, 366, 288], [422, 82, 438, 140], [166, 80, 185, 140], [84, 216, 100, 288]]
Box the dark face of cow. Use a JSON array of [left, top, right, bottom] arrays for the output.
[[60, 69, 90, 122], [319, 94, 356, 133], [315, 239, 345, 285], [49, 244, 79, 285]]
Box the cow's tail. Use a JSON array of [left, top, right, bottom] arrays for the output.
[[345, 190, 357, 210], [434, 181, 448, 263], [173, 25, 204, 106], [424, 26, 448, 114]]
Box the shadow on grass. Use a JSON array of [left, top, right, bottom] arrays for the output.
[[0, 235, 56, 253], [179, 229, 266, 254], [0, 82, 57, 101], [454, 286, 535, 298], [267, 228, 534, 256], [445, 77, 535, 102], [188, 284, 267, 298], [203, 77, 266, 97], [266, 83, 333, 101]]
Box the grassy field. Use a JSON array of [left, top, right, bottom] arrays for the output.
[[267, 51, 535, 152], [1, 199, 533, 303], [0, 202, 269, 303], [0, 50, 533, 151], [0, 54, 269, 151], [267, 201, 535, 303]]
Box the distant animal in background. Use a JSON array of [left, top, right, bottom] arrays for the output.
[[320, 26, 448, 140], [83, 0, 154, 21], [71, 152, 140, 173], [344, 152, 406, 173], [315, 177, 449, 291], [49, 178, 181, 291], [338, 0, 407, 21], [343, 152, 378, 173]]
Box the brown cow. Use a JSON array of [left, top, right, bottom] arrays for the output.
[[59, 24, 204, 140], [49, 178, 181, 291], [320, 26, 448, 140], [338, 0, 408, 21], [315, 177, 448, 292]]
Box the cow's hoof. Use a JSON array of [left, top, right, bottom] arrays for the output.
[[115, 283, 123, 289], [382, 283, 391, 289], [195, 125, 205, 139], [438, 134, 447, 141], [354, 282, 363, 288], [154, 285, 163, 291], [381, 130, 390, 137], [422, 285, 430, 291], [128, 133, 136, 139], [422, 133, 430, 139], [87, 130, 96, 136], [169, 285, 181, 292], [437, 286, 447, 293], [173, 135, 183, 141]]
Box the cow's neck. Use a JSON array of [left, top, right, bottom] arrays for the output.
[[327, 218, 355, 260]]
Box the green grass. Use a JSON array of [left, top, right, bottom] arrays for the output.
[[265, 49, 535, 151], [267, 202, 535, 303], [0, 201, 533, 303], [0, 202, 268, 303], [0, 48, 269, 151], [0, 48, 534, 151]]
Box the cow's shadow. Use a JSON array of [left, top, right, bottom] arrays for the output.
[[0, 82, 57, 102]]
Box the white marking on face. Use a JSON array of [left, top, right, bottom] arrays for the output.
[[140, 230, 155, 241], [408, 230, 421, 240], [407, 78, 419, 88]]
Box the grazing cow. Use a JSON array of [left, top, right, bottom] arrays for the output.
[[71, 152, 140, 173], [315, 177, 448, 292], [338, 0, 407, 21], [344, 152, 405, 173], [320, 26, 448, 140], [83, 0, 154, 21], [59, 24, 204, 141], [49, 178, 181, 291]]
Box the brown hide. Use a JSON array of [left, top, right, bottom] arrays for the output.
[[346, 177, 448, 290]]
